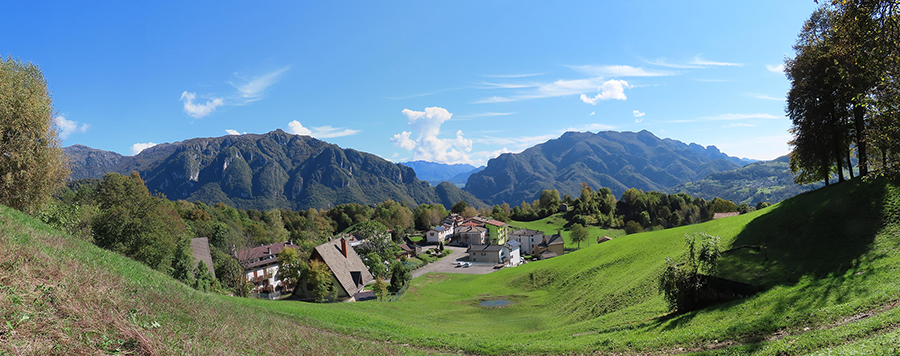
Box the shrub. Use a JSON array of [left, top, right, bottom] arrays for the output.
[[658, 232, 721, 313]]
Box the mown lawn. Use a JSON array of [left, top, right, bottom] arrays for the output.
[[509, 214, 626, 250], [248, 177, 900, 355]]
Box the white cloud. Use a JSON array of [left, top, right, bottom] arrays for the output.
[[130, 142, 157, 155], [230, 67, 290, 102], [569, 65, 675, 77], [180, 91, 224, 118], [766, 64, 786, 73], [633, 110, 645, 118], [479, 82, 539, 89], [590, 111, 595, 116], [54, 115, 89, 139], [690, 55, 743, 67], [287, 120, 312, 135], [580, 79, 630, 105], [390, 107, 475, 165], [225, 129, 244, 135], [287, 121, 359, 138], [473, 96, 516, 104]]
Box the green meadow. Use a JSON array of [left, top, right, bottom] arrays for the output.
[[4, 177, 900, 354]]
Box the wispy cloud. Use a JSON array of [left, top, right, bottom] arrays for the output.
[[748, 93, 784, 101], [386, 87, 466, 100], [569, 64, 675, 77], [484, 73, 545, 78], [633, 110, 645, 118], [287, 121, 359, 138], [478, 82, 539, 89], [580, 79, 630, 105], [180, 91, 224, 118], [130, 142, 157, 155], [694, 78, 729, 82], [473, 96, 517, 104], [766, 64, 785, 73], [54, 115, 89, 139], [690, 55, 743, 67], [668, 113, 781, 123], [230, 67, 290, 103], [180, 67, 289, 118], [642, 57, 702, 69]]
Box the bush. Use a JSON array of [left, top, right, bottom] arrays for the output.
[[624, 220, 644, 234], [658, 232, 721, 313]]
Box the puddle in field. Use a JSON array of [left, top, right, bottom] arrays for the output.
[[479, 299, 511, 308]]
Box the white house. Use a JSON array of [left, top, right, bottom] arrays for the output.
[[502, 240, 522, 266], [508, 229, 544, 255], [426, 225, 453, 244], [234, 241, 300, 297]]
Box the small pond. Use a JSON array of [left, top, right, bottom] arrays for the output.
[[479, 299, 511, 308]]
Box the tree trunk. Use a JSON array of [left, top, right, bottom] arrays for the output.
[[835, 147, 845, 182], [847, 148, 854, 179], [854, 104, 868, 176]]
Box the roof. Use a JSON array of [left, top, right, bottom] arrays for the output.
[[459, 221, 481, 228], [485, 219, 508, 227], [431, 226, 446, 232], [311, 239, 374, 296], [191, 238, 216, 278], [398, 243, 418, 252], [467, 244, 504, 253], [597, 236, 614, 243], [713, 212, 741, 220], [510, 229, 543, 236], [538, 234, 565, 248], [235, 241, 300, 270], [503, 240, 521, 250], [457, 226, 487, 234], [539, 251, 558, 259]]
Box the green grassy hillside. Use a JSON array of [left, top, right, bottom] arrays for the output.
[[251, 177, 900, 355], [5, 177, 900, 355], [0, 205, 435, 355]]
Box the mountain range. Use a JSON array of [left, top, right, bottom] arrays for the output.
[[64, 130, 486, 211], [463, 130, 754, 205], [399, 161, 483, 187], [66, 129, 810, 212]]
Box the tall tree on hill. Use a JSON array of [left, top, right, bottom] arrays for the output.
[[0, 57, 69, 214]]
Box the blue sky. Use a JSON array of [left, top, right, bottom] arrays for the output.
[[3, 1, 818, 165]]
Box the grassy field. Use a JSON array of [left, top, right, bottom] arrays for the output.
[[5, 177, 900, 354], [245, 177, 900, 355], [0, 205, 440, 355], [508, 214, 626, 250]]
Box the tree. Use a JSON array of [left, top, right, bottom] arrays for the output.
[[570, 223, 589, 249], [658, 232, 721, 313], [388, 260, 410, 293], [276, 247, 304, 291], [373, 277, 388, 301], [306, 260, 333, 302], [0, 56, 69, 214], [193, 261, 217, 292], [363, 252, 386, 279], [450, 200, 469, 214]]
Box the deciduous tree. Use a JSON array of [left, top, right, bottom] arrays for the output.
[[0, 56, 69, 214]]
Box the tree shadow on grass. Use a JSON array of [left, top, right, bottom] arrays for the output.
[[647, 177, 890, 350]]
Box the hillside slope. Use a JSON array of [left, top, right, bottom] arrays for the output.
[[0, 204, 433, 355], [668, 155, 822, 205], [64, 130, 485, 211], [262, 176, 900, 355], [465, 130, 748, 205]]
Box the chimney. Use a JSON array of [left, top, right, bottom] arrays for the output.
[[267, 246, 271, 255], [341, 237, 348, 258]]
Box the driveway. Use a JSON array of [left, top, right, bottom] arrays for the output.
[[411, 245, 498, 279]]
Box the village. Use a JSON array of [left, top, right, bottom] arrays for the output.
[[221, 213, 569, 302]]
